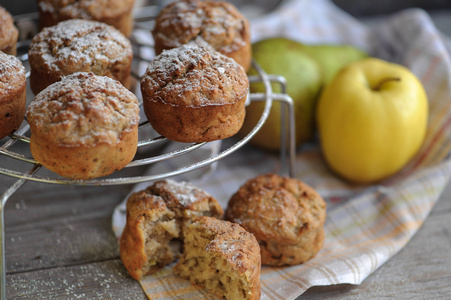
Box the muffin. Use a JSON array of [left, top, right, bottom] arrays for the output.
[[26, 72, 140, 180], [0, 5, 19, 55], [120, 179, 224, 280], [226, 173, 327, 266], [174, 216, 261, 300], [36, 0, 135, 37], [0, 52, 26, 139], [28, 19, 133, 95], [140, 43, 249, 143], [152, 0, 251, 71]]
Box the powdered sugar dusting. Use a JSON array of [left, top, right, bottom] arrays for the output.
[[26, 72, 139, 146], [219, 241, 244, 267], [214, 238, 238, 255], [164, 179, 209, 207], [201, 219, 255, 270], [0, 52, 25, 93], [153, 0, 248, 52], [28, 19, 132, 74], [141, 43, 248, 107]]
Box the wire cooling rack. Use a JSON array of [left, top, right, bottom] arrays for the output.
[[0, 6, 296, 299]]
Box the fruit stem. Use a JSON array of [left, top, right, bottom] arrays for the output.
[[373, 77, 401, 91]]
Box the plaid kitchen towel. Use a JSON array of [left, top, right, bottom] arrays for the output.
[[112, 0, 451, 298]]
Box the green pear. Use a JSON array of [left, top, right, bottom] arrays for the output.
[[240, 37, 322, 151], [300, 44, 368, 86]]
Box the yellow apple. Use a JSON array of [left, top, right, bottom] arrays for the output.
[[316, 58, 428, 183]]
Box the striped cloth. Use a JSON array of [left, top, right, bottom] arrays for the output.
[[112, 0, 451, 298]]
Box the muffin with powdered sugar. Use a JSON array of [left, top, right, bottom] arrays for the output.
[[28, 19, 133, 95], [140, 43, 249, 143], [174, 216, 261, 300], [226, 173, 327, 267], [152, 0, 251, 71], [0, 52, 26, 139], [26, 72, 139, 180], [120, 179, 224, 280], [0, 6, 19, 55], [36, 0, 135, 36]]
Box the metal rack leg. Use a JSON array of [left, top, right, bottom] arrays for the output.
[[277, 94, 296, 178], [0, 165, 39, 300], [264, 74, 296, 178]]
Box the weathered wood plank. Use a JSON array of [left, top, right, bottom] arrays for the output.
[[4, 182, 131, 273], [7, 259, 147, 300]]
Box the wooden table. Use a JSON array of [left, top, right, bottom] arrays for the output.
[[2, 146, 451, 300]]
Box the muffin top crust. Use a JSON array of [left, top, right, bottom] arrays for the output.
[[226, 173, 327, 244], [37, 0, 135, 20], [140, 43, 249, 107], [28, 19, 132, 76], [152, 0, 249, 53], [26, 72, 139, 146], [189, 216, 260, 274], [0, 52, 26, 98], [0, 6, 19, 52]]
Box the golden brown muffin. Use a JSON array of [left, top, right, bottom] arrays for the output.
[[226, 173, 327, 267], [36, 0, 135, 37], [28, 19, 133, 95], [140, 43, 249, 143], [120, 179, 224, 280], [174, 216, 261, 300], [26, 72, 139, 180], [153, 0, 251, 71], [0, 52, 26, 139], [0, 6, 19, 55]]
